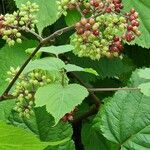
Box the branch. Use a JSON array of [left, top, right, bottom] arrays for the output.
[[21, 27, 43, 41], [9, 26, 43, 41], [42, 26, 75, 44], [0, 26, 74, 101], [89, 87, 140, 92], [70, 73, 101, 108], [0, 94, 16, 102], [1, 43, 43, 99]]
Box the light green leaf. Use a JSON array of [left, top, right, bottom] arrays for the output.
[[95, 90, 150, 150], [64, 64, 99, 76], [15, 0, 59, 34], [138, 68, 150, 79], [123, 0, 150, 48], [39, 45, 74, 56], [0, 121, 69, 150], [84, 68, 99, 76], [139, 82, 150, 97], [23, 57, 65, 74], [64, 64, 83, 72], [0, 40, 37, 95], [35, 83, 89, 124]]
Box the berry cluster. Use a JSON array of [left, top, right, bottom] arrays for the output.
[[123, 8, 141, 42], [63, 0, 141, 60], [0, 1, 39, 46], [75, 18, 99, 38], [6, 67, 56, 118]]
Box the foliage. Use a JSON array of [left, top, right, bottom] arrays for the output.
[[0, 0, 150, 150]]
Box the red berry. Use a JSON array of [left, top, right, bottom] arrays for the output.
[[106, 7, 112, 13], [89, 18, 95, 25], [114, 36, 120, 42], [77, 28, 84, 35], [81, 18, 88, 25], [127, 25, 133, 31], [93, 30, 99, 36], [85, 23, 91, 30]]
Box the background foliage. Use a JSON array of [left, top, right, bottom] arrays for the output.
[[0, 0, 150, 150]]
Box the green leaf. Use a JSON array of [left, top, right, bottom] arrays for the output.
[[0, 40, 37, 95], [64, 64, 83, 72], [95, 90, 150, 150], [0, 100, 15, 122], [138, 68, 150, 79], [45, 140, 75, 150], [23, 57, 65, 74], [68, 54, 134, 81], [65, 10, 81, 26], [0, 121, 51, 150], [64, 64, 98, 76], [123, 0, 150, 48], [82, 119, 117, 150], [39, 45, 74, 56], [8, 106, 74, 149], [15, 0, 59, 34], [35, 83, 89, 124], [84, 68, 99, 76], [139, 82, 150, 97]]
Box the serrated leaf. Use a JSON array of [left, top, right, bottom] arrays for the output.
[[45, 140, 75, 150], [23, 57, 65, 74], [123, 0, 150, 48], [95, 90, 150, 150], [0, 40, 37, 95], [0, 121, 67, 150], [39, 45, 74, 56], [82, 119, 117, 150], [15, 0, 59, 34], [8, 106, 74, 149], [68, 54, 134, 81], [35, 83, 89, 124], [138, 68, 150, 79]]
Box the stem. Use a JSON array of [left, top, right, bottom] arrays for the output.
[[89, 87, 140, 92], [0, 94, 16, 102], [2, 0, 5, 14], [0, 26, 74, 101], [61, 69, 65, 87], [42, 26, 75, 44], [1, 42, 43, 98], [22, 27, 43, 41], [72, 105, 98, 124], [9, 26, 43, 41], [76, 3, 84, 18], [70, 73, 101, 108]]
